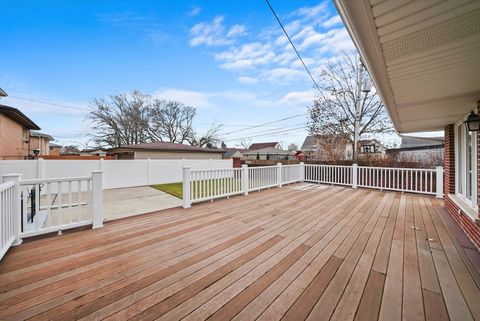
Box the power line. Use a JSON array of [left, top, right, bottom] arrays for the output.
[[7, 96, 91, 112], [221, 114, 305, 135], [265, 0, 322, 93], [224, 126, 307, 142]]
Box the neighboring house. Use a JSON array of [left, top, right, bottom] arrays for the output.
[[248, 142, 281, 150], [336, 0, 480, 248], [107, 141, 224, 159], [387, 135, 444, 166], [223, 148, 245, 159], [242, 147, 293, 160], [301, 135, 352, 160], [48, 142, 62, 156], [0, 104, 40, 159], [358, 139, 386, 157], [29, 131, 54, 156]]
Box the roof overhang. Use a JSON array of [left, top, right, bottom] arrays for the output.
[[0, 104, 40, 130], [334, 0, 480, 133]]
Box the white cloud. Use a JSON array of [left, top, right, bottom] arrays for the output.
[[278, 90, 315, 106], [227, 24, 246, 37], [153, 89, 216, 109], [188, 6, 201, 17], [260, 68, 305, 84], [237, 76, 258, 84], [189, 16, 246, 47], [215, 42, 275, 70], [323, 15, 342, 27], [199, 2, 355, 85]]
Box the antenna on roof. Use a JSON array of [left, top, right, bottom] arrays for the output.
[[0, 88, 7, 98]]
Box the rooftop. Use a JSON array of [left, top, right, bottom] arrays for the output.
[[0, 104, 40, 130], [108, 141, 224, 154], [1, 185, 478, 320]]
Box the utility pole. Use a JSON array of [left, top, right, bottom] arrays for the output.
[[353, 59, 364, 161]]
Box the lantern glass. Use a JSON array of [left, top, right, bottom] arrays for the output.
[[464, 111, 480, 132]]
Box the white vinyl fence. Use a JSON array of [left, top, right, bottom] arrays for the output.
[[0, 158, 232, 191], [183, 163, 443, 207]]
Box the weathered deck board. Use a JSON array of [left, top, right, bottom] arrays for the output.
[[0, 184, 478, 321]]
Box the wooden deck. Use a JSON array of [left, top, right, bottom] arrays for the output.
[[0, 184, 479, 321]]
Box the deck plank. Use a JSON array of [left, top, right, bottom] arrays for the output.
[[0, 184, 478, 321]]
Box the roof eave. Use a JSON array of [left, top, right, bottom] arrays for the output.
[[333, 0, 402, 132]]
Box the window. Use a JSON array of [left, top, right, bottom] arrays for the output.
[[455, 121, 477, 212], [361, 144, 375, 153], [22, 128, 28, 141]]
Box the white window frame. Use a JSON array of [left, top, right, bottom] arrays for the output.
[[454, 120, 478, 218]]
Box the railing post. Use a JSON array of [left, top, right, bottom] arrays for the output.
[[91, 171, 103, 229], [3, 173, 23, 245], [300, 162, 305, 182], [436, 166, 444, 198], [183, 167, 191, 208], [242, 164, 249, 195], [352, 163, 358, 189], [277, 163, 282, 187]]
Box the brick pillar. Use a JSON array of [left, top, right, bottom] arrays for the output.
[[444, 124, 455, 195], [232, 157, 242, 168]]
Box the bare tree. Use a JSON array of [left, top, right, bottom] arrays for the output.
[[315, 134, 350, 161], [239, 138, 252, 149], [88, 90, 221, 148], [308, 52, 393, 160], [187, 124, 223, 148], [88, 90, 151, 147], [148, 100, 196, 143], [287, 143, 298, 151]]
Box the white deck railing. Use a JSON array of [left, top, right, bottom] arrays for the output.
[[0, 171, 103, 261], [183, 163, 443, 207], [304, 164, 353, 186], [0, 181, 18, 261]]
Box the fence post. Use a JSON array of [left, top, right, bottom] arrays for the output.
[[352, 163, 358, 189], [2, 173, 23, 245], [37, 158, 45, 179], [300, 162, 305, 182], [91, 171, 103, 229], [183, 167, 191, 208], [242, 164, 249, 195], [146, 158, 151, 185], [277, 163, 282, 187], [436, 166, 444, 199]]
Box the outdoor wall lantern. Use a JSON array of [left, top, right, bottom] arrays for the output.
[[464, 111, 480, 132]]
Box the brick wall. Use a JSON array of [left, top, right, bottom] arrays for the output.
[[444, 124, 455, 194], [0, 114, 29, 159], [443, 119, 480, 251]]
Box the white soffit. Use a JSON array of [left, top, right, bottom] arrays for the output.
[[335, 0, 480, 133]]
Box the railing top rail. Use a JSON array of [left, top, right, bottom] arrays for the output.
[[305, 164, 352, 168], [190, 168, 241, 173], [248, 166, 278, 170], [356, 166, 436, 171], [20, 176, 92, 185], [0, 181, 15, 192], [282, 164, 302, 168]]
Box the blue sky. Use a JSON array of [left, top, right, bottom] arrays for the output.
[[0, 0, 356, 148]]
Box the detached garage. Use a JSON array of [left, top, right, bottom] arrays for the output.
[[107, 142, 224, 160]]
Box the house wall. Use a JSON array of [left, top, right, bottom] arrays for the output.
[[133, 150, 223, 160], [29, 136, 49, 155], [0, 114, 29, 159], [443, 123, 480, 250]]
